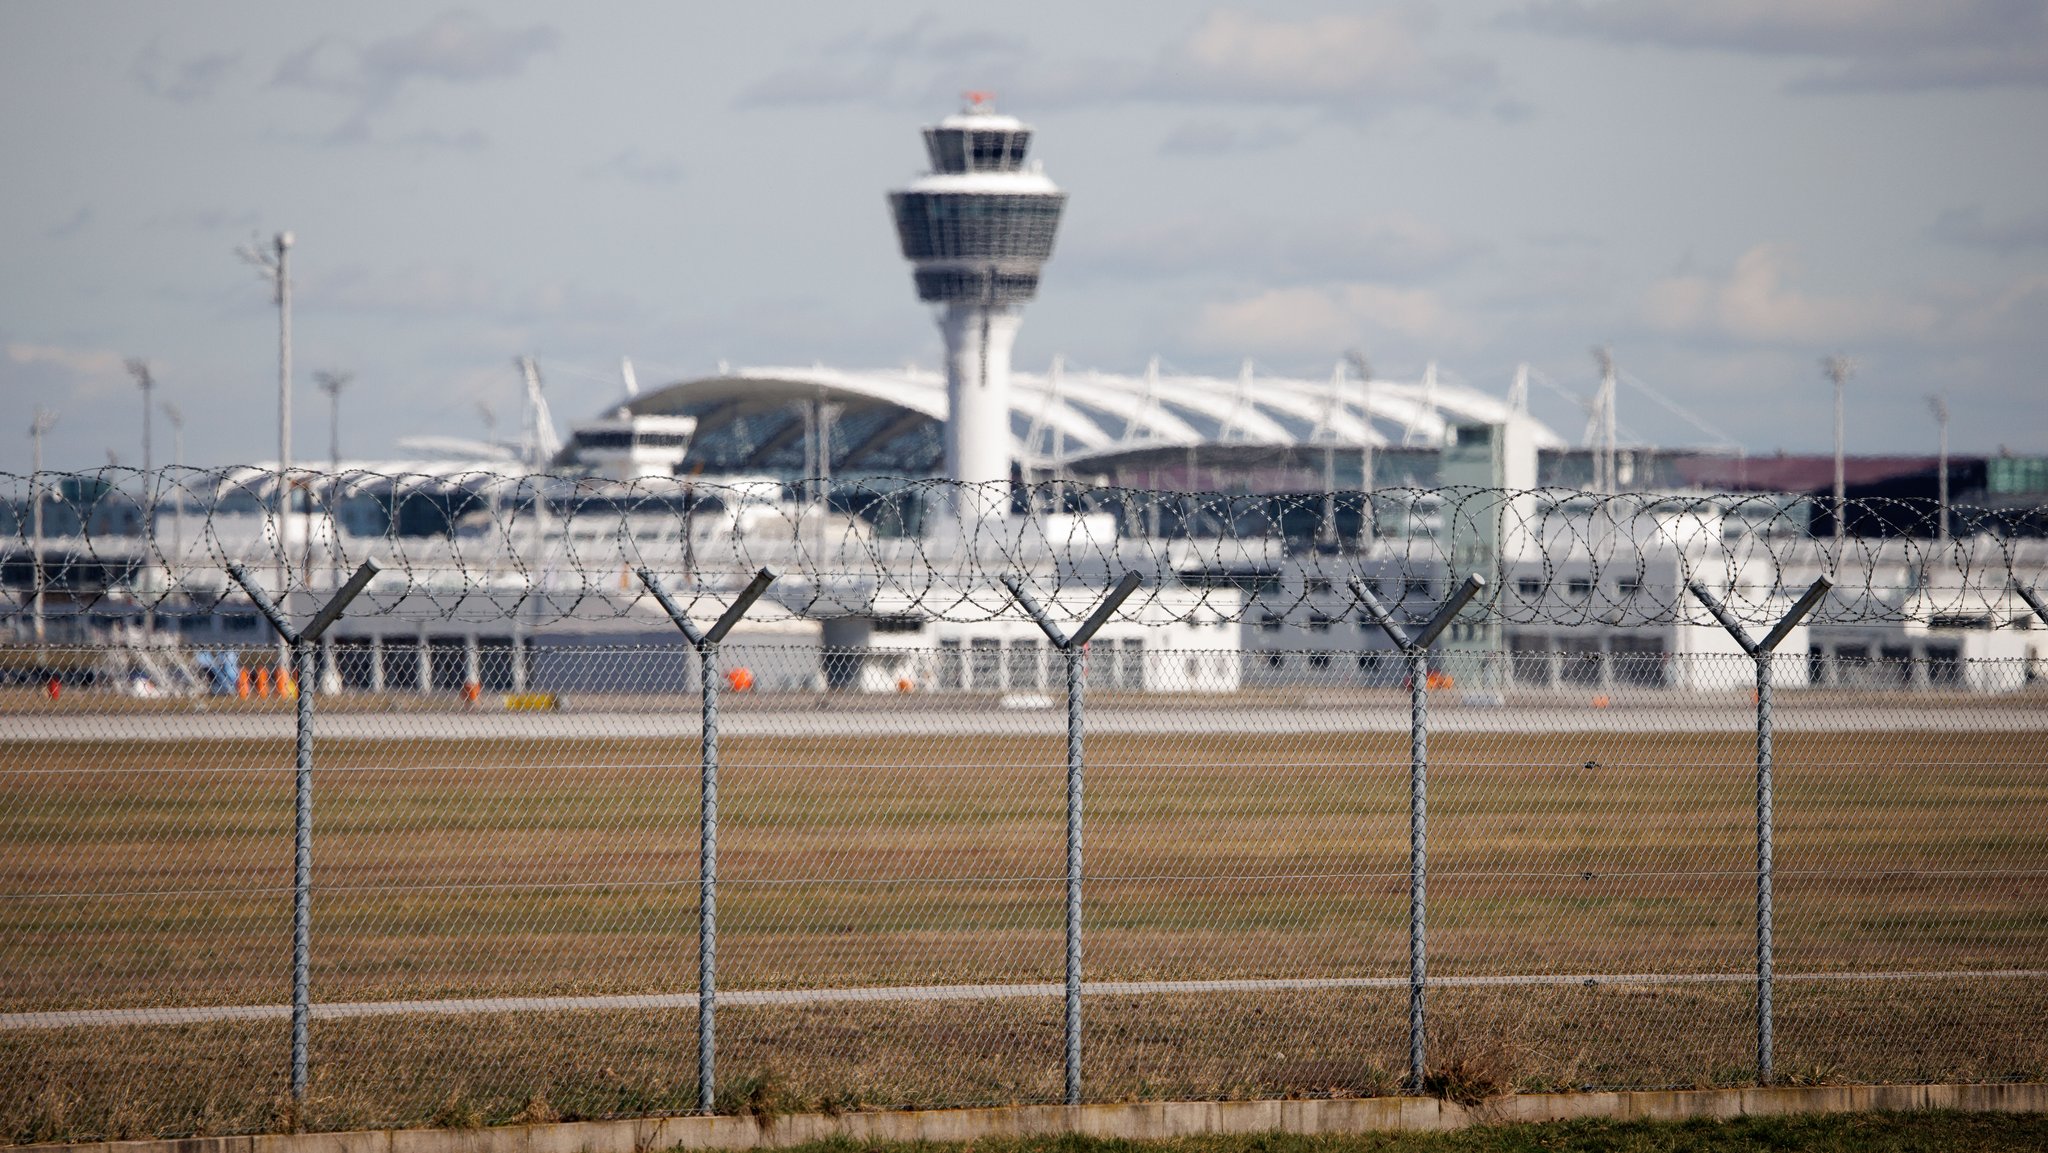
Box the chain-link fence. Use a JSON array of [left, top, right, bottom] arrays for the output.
[[2, 473, 2045, 1142]]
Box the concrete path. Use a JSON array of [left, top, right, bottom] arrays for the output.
[[9, 703, 2048, 742], [7, 968, 2042, 1031]]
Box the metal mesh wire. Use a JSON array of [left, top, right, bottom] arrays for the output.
[[2, 473, 2045, 1140], [5, 645, 2043, 1139]]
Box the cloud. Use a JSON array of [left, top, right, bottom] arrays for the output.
[[738, 7, 1502, 123], [1072, 211, 1479, 284], [130, 40, 241, 102], [1159, 119, 1302, 155], [6, 342, 131, 400], [735, 18, 1031, 109], [303, 263, 647, 335], [1132, 7, 1499, 116], [1510, 0, 2048, 92], [1192, 283, 1471, 355], [271, 10, 558, 142], [141, 207, 263, 232], [392, 128, 491, 151], [44, 207, 93, 239], [1927, 205, 2048, 252], [586, 148, 687, 187], [1643, 243, 1941, 345]]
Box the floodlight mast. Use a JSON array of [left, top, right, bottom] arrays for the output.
[[1928, 392, 1950, 544], [315, 371, 351, 476], [1347, 350, 1376, 545], [162, 401, 185, 564], [889, 93, 1066, 526], [126, 359, 154, 482], [29, 406, 59, 647], [313, 369, 352, 691], [1823, 355, 1854, 550], [126, 358, 157, 638], [240, 231, 294, 599], [1591, 346, 1617, 494]]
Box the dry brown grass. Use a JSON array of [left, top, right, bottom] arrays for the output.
[[2, 726, 2043, 1142]]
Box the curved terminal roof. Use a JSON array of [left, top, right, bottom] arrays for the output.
[[626, 363, 1565, 479]]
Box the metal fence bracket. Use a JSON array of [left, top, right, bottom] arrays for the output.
[[224, 558, 381, 1108], [1350, 570, 1485, 1093], [1688, 574, 1832, 1085], [1005, 570, 1142, 1106], [634, 565, 778, 1114]]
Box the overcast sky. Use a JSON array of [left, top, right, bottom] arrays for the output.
[[4, 1, 2046, 471]]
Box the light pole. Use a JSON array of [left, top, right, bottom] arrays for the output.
[[29, 407, 58, 647], [315, 370, 350, 474], [314, 370, 351, 693], [1592, 347, 1618, 494], [162, 401, 186, 566], [240, 231, 294, 598], [1347, 350, 1375, 545], [1928, 391, 1950, 545], [1823, 356, 1853, 550], [126, 359, 154, 480], [126, 359, 156, 639]]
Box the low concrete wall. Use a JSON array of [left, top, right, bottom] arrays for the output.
[[22, 1084, 2048, 1153]]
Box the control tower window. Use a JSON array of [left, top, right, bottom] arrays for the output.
[[970, 130, 1029, 169], [892, 193, 1066, 261], [923, 128, 1034, 173], [925, 130, 968, 173]]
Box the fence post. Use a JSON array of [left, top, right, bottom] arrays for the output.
[[635, 566, 778, 1115], [1687, 575, 1831, 1085], [1005, 570, 1142, 1106], [226, 558, 381, 1113], [1351, 571, 1484, 1093]]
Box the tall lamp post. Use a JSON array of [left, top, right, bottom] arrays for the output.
[[315, 370, 350, 476], [1928, 391, 1950, 545], [313, 369, 351, 582], [29, 407, 59, 647], [1823, 356, 1854, 550], [126, 359, 156, 639], [162, 401, 186, 567], [126, 359, 154, 479], [1347, 350, 1375, 545], [314, 370, 352, 694], [240, 231, 294, 600]]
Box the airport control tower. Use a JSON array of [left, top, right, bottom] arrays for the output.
[[890, 95, 1066, 508]]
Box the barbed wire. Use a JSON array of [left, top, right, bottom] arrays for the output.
[[2, 468, 2044, 630]]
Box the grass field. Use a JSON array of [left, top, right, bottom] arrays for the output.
[[3, 717, 2045, 1142]]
